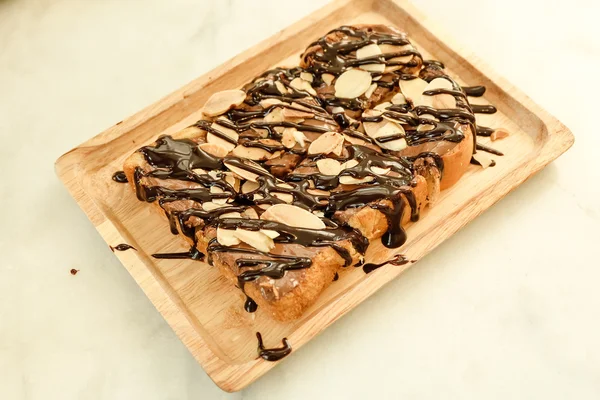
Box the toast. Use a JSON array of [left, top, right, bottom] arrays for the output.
[[122, 24, 490, 322]]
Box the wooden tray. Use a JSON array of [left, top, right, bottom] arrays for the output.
[[55, 0, 573, 392]]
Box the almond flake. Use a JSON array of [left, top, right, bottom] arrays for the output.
[[202, 89, 246, 117], [365, 83, 378, 99], [316, 158, 342, 176], [281, 107, 314, 120], [241, 180, 259, 194], [321, 73, 335, 86], [198, 142, 229, 158], [282, 127, 297, 148], [275, 81, 287, 95], [224, 159, 270, 182], [334, 69, 372, 99], [242, 207, 259, 219], [399, 78, 428, 105], [210, 186, 229, 204], [356, 43, 385, 73], [391, 93, 406, 105], [472, 152, 495, 168], [203, 202, 226, 211], [260, 229, 280, 239], [261, 204, 326, 229], [341, 159, 358, 170], [219, 212, 243, 219], [374, 102, 392, 111], [217, 228, 241, 246], [339, 175, 374, 185], [233, 229, 274, 253], [290, 78, 317, 96], [371, 166, 391, 175], [207, 121, 239, 152], [232, 145, 271, 161], [264, 107, 285, 123], [308, 131, 344, 156], [300, 72, 314, 83], [260, 98, 283, 108], [292, 130, 308, 147], [379, 44, 414, 72], [223, 172, 240, 192]]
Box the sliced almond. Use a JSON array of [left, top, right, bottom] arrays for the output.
[[210, 186, 229, 204], [261, 204, 326, 229], [269, 150, 283, 159], [334, 69, 372, 99], [203, 202, 227, 211], [264, 107, 285, 123], [379, 43, 414, 72], [290, 78, 317, 96], [242, 207, 259, 219], [281, 127, 297, 148], [202, 89, 246, 117], [343, 134, 369, 145], [321, 73, 335, 86], [192, 168, 208, 175], [232, 145, 271, 161], [198, 142, 229, 158], [399, 78, 428, 105], [365, 83, 378, 99], [422, 78, 456, 109], [261, 229, 280, 239], [233, 229, 274, 253], [391, 93, 406, 105], [224, 159, 270, 182], [371, 166, 391, 175], [472, 152, 495, 168], [308, 132, 344, 156], [364, 119, 407, 151], [241, 180, 260, 194], [293, 130, 308, 147], [339, 175, 374, 185], [261, 207, 321, 227], [260, 98, 283, 108], [341, 159, 359, 170], [491, 128, 509, 141], [208, 121, 239, 153], [275, 80, 287, 95], [356, 43, 385, 73], [300, 72, 314, 83], [223, 172, 240, 192], [272, 183, 294, 204], [217, 228, 241, 246], [219, 212, 243, 219], [306, 188, 330, 197], [374, 102, 392, 111], [316, 158, 342, 176], [281, 107, 314, 120]]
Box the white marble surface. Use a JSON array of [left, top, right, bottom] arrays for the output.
[[1, 0, 599, 398]]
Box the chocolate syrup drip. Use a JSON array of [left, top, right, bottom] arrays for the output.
[[476, 126, 495, 136], [462, 86, 486, 97], [152, 247, 204, 261], [256, 332, 291, 362], [471, 104, 498, 114], [244, 296, 258, 313], [112, 171, 128, 183], [333, 272, 339, 281], [476, 143, 504, 156], [362, 254, 409, 274], [110, 243, 136, 252]]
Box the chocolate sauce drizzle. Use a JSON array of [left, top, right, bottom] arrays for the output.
[[110, 243, 136, 252], [125, 24, 501, 323], [362, 254, 410, 274], [112, 171, 128, 183], [256, 332, 292, 361]]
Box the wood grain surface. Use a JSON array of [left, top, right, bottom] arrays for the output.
[[55, 0, 573, 391]]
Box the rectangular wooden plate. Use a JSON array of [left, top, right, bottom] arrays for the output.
[[55, 0, 573, 392]]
